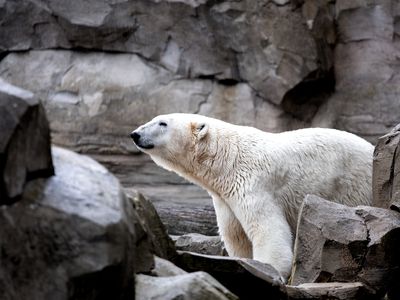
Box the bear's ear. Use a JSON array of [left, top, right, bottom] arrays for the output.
[[193, 122, 209, 139]]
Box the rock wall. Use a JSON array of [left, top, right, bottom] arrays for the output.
[[1, 0, 399, 233]]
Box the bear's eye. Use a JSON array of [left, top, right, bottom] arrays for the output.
[[159, 121, 167, 127]]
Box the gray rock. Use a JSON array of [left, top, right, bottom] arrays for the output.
[[135, 271, 238, 300], [373, 124, 400, 211], [286, 282, 375, 300], [0, 78, 53, 204], [291, 195, 400, 297], [0, 0, 317, 103], [0, 146, 153, 300], [176, 251, 286, 300], [310, 0, 400, 144], [172, 233, 225, 256], [126, 189, 177, 261], [151, 256, 187, 277]]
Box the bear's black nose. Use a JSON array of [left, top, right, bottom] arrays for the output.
[[130, 132, 140, 144]]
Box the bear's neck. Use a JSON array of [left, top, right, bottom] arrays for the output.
[[188, 127, 250, 198]]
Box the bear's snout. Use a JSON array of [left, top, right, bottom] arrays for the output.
[[130, 130, 155, 149], [130, 131, 141, 145]]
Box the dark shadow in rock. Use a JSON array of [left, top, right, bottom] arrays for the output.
[[281, 68, 335, 123]]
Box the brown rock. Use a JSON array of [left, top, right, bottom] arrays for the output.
[[0, 79, 53, 204], [291, 195, 400, 298], [373, 124, 400, 211]]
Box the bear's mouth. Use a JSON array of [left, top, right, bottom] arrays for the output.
[[139, 144, 154, 150]]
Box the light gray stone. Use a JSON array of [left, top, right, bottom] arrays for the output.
[[172, 233, 224, 256], [151, 256, 187, 277], [309, 0, 400, 144], [135, 271, 238, 300]]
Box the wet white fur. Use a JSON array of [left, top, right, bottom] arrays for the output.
[[133, 113, 373, 280]]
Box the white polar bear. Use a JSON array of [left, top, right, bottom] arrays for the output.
[[130, 113, 373, 280]]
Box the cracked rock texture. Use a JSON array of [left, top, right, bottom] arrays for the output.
[[373, 124, 400, 211], [0, 78, 53, 204], [291, 195, 400, 298], [1, 0, 399, 234]]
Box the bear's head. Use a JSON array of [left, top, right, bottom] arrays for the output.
[[130, 113, 210, 175]]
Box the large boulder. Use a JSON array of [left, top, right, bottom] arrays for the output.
[[0, 146, 153, 300], [290, 195, 400, 298], [373, 124, 400, 211], [0, 78, 53, 204]]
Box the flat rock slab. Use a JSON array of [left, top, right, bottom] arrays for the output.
[[286, 282, 375, 300], [291, 195, 400, 297], [0, 146, 153, 300], [0, 78, 53, 204], [175, 251, 286, 300], [135, 271, 238, 300], [172, 233, 225, 256]]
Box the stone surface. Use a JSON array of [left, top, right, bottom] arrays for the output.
[[0, 146, 153, 300], [151, 256, 187, 277], [0, 78, 53, 204], [126, 189, 177, 261], [172, 233, 225, 256], [176, 251, 286, 300], [286, 282, 375, 300], [135, 271, 238, 300], [373, 124, 400, 211], [291, 195, 400, 298], [309, 1, 400, 143]]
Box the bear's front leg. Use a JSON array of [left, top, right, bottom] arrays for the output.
[[212, 196, 252, 258], [232, 195, 293, 280]]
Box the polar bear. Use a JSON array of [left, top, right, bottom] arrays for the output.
[[130, 113, 373, 280]]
